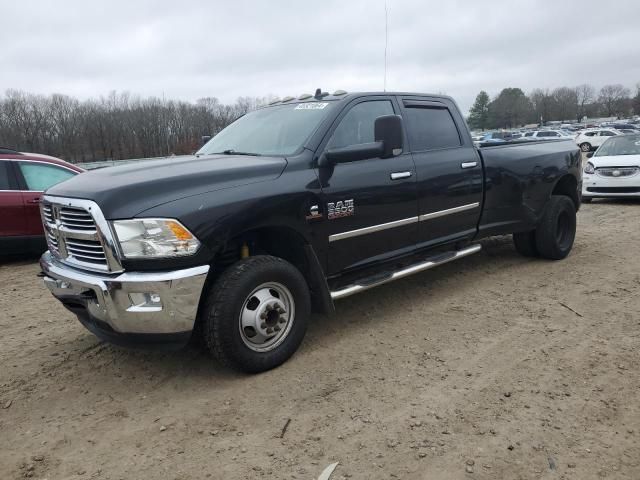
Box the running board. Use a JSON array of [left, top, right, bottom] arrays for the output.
[[330, 244, 482, 300]]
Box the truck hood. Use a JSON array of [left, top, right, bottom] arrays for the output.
[[590, 154, 640, 168], [46, 154, 287, 219]]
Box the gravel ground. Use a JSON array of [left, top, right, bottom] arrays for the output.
[[1, 199, 639, 480]]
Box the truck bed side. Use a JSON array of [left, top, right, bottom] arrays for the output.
[[476, 139, 582, 237]]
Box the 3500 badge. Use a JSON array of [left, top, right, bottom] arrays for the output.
[[327, 199, 354, 219]]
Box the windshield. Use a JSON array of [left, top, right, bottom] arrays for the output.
[[197, 102, 335, 156], [595, 134, 640, 157]]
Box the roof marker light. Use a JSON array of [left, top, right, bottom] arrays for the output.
[[333, 90, 347, 96]]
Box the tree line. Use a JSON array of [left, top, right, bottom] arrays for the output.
[[0, 90, 272, 163], [467, 83, 640, 130]]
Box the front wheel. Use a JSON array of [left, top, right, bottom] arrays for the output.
[[201, 255, 310, 373], [535, 195, 577, 260]]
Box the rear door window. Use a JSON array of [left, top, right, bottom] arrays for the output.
[[17, 162, 76, 191], [404, 106, 462, 151]]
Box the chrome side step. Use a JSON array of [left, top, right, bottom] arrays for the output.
[[330, 244, 482, 300]]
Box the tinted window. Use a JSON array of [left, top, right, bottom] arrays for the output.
[[524, 132, 533, 137], [327, 100, 394, 149], [600, 131, 616, 137], [18, 162, 76, 191], [404, 106, 461, 151], [0, 161, 12, 190], [584, 132, 596, 137]]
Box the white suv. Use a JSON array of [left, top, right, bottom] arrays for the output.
[[522, 130, 572, 140], [575, 129, 620, 152]]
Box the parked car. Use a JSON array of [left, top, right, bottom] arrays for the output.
[[522, 130, 572, 140], [39, 91, 581, 372], [575, 128, 620, 152], [616, 129, 637, 134], [582, 133, 640, 202], [0, 149, 84, 254]]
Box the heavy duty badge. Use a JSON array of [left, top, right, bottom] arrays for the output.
[[327, 199, 354, 219]]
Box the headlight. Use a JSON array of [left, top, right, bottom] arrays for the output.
[[584, 162, 595, 174], [112, 218, 200, 258]]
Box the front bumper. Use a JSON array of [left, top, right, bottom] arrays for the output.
[[40, 251, 209, 348], [582, 173, 640, 198]]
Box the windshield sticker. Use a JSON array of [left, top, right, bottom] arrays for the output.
[[295, 102, 328, 110]]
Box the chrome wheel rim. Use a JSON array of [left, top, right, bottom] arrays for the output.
[[238, 282, 295, 352]]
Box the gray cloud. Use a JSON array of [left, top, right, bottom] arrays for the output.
[[2, 0, 639, 113]]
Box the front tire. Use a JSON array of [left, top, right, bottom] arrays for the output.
[[535, 195, 577, 260], [580, 142, 591, 152], [201, 255, 311, 373]]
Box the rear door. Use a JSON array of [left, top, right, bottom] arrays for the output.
[[399, 97, 483, 249], [0, 160, 27, 236], [15, 160, 77, 234], [315, 96, 418, 275]]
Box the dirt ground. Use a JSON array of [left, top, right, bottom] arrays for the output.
[[1, 199, 639, 480]]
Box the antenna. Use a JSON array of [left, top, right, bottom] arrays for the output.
[[384, 1, 388, 91]]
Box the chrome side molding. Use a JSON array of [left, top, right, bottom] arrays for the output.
[[330, 244, 481, 300], [328, 216, 419, 242], [419, 202, 479, 222]]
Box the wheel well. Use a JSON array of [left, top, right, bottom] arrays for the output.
[[214, 227, 309, 274], [208, 226, 335, 314], [552, 175, 579, 210]]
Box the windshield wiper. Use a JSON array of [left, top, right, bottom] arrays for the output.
[[216, 149, 261, 156]]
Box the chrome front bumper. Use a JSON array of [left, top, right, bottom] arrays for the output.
[[40, 251, 209, 336]]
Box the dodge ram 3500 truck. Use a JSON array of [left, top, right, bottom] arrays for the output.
[[39, 91, 582, 372]]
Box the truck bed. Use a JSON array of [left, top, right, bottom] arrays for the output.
[[476, 138, 581, 237]]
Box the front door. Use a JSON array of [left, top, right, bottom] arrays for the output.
[[315, 97, 418, 275], [399, 97, 483, 249]]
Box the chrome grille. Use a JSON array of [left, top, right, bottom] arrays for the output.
[[59, 207, 97, 231], [46, 229, 59, 254], [42, 204, 54, 224], [596, 167, 638, 178], [65, 238, 107, 265], [40, 197, 122, 273]]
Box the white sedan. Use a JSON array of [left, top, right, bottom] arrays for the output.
[[582, 133, 640, 202]]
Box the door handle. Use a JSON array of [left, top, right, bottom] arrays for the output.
[[390, 171, 412, 180], [28, 197, 41, 204], [460, 162, 477, 169]]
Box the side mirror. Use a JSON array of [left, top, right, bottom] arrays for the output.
[[323, 142, 384, 165], [375, 114, 404, 158], [320, 114, 405, 167], [586, 152, 594, 158]]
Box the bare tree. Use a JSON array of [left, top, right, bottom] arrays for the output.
[[598, 84, 631, 117], [575, 84, 595, 120]]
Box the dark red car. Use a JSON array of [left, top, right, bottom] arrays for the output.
[[0, 148, 84, 254]]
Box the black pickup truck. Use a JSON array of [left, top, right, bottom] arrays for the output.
[[40, 91, 582, 372]]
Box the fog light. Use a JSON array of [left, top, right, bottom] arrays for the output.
[[128, 292, 163, 311]]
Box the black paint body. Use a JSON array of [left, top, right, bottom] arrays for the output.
[[48, 92, 582, 293]]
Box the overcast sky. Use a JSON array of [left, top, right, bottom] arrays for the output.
[[2, 0, 640, 113]]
